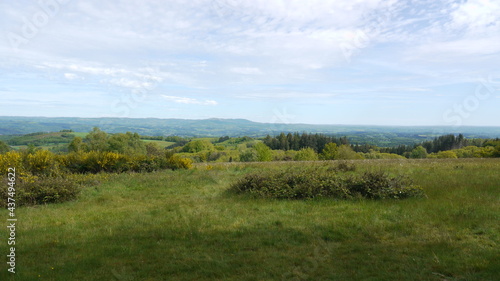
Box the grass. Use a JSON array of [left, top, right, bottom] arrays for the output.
[[141, 140, 176, 148], [1, 159, 499, 280]]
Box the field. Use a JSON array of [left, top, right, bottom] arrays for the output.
[[1, 158, 499, 280], [141, 139, 176, 149]]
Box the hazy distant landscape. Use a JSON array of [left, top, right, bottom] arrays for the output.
[[2, 116, 500, 145]]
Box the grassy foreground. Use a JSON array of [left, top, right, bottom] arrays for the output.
[[1, 159, 499, 280]]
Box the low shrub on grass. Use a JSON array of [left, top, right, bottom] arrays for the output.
[[229, 169, 425, 200], [346, 171, 425, 199], [328, 161, 356, 172], [1, 175, 80, 206]]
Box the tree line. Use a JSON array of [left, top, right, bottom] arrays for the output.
[[262, 132, 349, 152]]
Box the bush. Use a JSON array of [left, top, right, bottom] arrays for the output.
[[0, 175, 81, 206], [239, 149, 258, 162], [328, 161, 356, 172], [24, 150, 60, 176], [182, 140, 214, 153], [0, 140, 10, 154], [229, 168, 425, 200], [60, 151, 191, 173], [168, 155, 193, 170], [346, 171, 424, 199], [0, 151, 22, 173], [294, 148, 319, 161]]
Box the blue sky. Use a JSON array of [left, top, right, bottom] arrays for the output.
[[1, 0, 499, 126]]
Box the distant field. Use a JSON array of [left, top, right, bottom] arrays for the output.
[[142, 139, 176, 148], [0, 159, 498, 280], [71, 132, 88, 138]]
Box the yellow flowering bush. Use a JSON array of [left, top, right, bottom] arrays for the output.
[[168, 155, 193, 170], [0, 151, 22, 174], [24, 150, 59, 175]]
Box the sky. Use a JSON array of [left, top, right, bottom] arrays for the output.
[[1, 0, 499, 126]]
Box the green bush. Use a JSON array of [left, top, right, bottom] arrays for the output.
[[229, 168, 424, 200], [1, 175, 80, 206], [328, 161, 356, 172], [346, 171, 424, 199], [294, 148, 319, 161]]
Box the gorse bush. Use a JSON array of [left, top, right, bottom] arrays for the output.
[[0, 150, 193, 175], [229, 167, 425, 200], [24, 150, 60, 176]]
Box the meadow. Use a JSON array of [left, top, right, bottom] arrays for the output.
[[1, 158, 499, 280]]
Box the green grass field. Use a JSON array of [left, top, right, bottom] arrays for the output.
[[1, 159, 499, 280], [141, 140, 176, 148]]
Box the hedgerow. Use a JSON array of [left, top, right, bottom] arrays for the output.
[[0, 149, 192, 206]]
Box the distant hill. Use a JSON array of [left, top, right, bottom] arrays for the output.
[[1, 116, 499, 147]]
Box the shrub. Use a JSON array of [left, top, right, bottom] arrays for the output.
[[0, 175, 80, 206], [346, 171, 424, 199], [229, 168, 424, 200], [239, 149, 258, 162], [0, 151, 23, 173], [168, 155, 193, 170], [335, 145, 364, 160], [294, 148, 319, 161], [23, 150, 61, 176], [254, 143, 273, 162], [182, 140, 214, 153], [329, 161, 356, 172]]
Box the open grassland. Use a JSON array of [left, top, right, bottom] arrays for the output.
[[141, 140, 176, 148], [0, 159, 499, 280]]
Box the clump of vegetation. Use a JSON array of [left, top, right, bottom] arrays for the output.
[[328, 160, 356, 172], [229, 166, 424, 200], [1, 175, 80, 206]]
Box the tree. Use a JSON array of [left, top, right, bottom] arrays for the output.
[[145, 142, 163, 157], [336, 145, 363, 160], [239, 149, 258, 162], [435, 150, 458, 158], [68, 137, 86, 152], [0, 141, 10, 154], [108, 132, 146, 155], [321, 143, 338, 160], [85, 127, 109, 152], [410, 146, 428, 159], [294, 147, 319, 161], [494, 145, 500, 157], [181, 140, 214, 153], [254, 142, 272, 162]]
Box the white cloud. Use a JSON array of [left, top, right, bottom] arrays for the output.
[[161, 95, 217, 106], [450, 0, 500, 32], [108, 78, 153, 89], [230, 67, 263, 75], [415, 38, 500, 59], [64, 73, 79, 80]]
